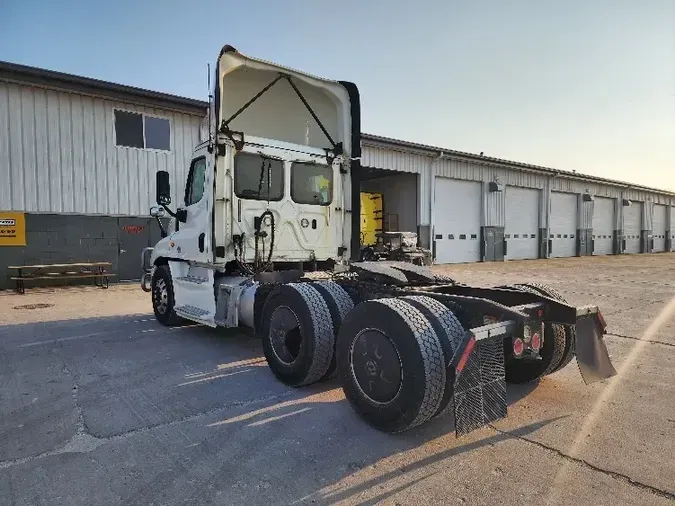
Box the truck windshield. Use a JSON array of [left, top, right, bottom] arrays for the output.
[[234, 153, 284, 201], [291, 162, 332, 206]]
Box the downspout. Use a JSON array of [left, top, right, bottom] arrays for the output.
[[429, 151, 445, 261]]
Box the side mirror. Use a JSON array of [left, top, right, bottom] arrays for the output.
[[149, 205, 166, 218], [156, 171, 171, 205]]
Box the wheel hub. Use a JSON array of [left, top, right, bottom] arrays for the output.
[[153, 278, 168, 314], [350, 329, 402, 404], [269, 306, 302, 365]]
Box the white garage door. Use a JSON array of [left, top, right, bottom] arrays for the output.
[[624, 202, 642, 254], [505, 186, 539, 260], [434, 178, 482, 263], [653, 204, 667, 252], [550, 192, 578, 258], [592, 197, 614, 255]]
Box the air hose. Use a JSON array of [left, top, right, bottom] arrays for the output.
[[254, 210, 275, 273]]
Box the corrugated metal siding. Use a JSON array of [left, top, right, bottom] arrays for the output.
[[0, 81, 202, 215], [419, 164, 432, 224], [579, 195, 594, 229], [361, 144, 428, 174], [484, 183, 505, 227], [435, 158, 550, 188], [541, 179, 551, 230], [642, 200, 654, 231]]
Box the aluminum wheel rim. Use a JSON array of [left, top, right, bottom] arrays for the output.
[[269, 305, 302, 365], [154, 278, 169, 315], [350, 327, 403, 405]]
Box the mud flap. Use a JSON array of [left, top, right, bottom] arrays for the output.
[[575, 313, 617, 384], [451, 333, 507, 437]]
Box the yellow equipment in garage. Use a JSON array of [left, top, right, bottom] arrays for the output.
[[359, 192, 383, 246]]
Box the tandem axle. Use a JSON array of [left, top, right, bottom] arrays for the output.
[[141, 252, 616, 435]]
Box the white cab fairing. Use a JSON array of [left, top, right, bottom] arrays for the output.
[[213, 47, 355, 264]]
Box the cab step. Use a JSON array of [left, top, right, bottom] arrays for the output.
[[168, 261, 216, 327]]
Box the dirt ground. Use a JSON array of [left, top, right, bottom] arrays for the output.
[[1, 254, 674, 505]]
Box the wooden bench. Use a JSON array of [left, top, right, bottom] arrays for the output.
[[8, 262, 115, 294]]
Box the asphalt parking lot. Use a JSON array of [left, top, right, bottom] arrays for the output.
[[1, 254, 674, 506]]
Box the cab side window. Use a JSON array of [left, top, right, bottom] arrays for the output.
[[185, 157, 207, 206]]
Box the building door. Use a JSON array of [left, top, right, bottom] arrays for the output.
[[505, 186, 540, 260], [550, 192, 578, 258], [118, 217, 152, 281], [653, 204, 667, 252], [592, 197, 615, 255], [433, 178, 482, 263], [623, 202, 642, 254]]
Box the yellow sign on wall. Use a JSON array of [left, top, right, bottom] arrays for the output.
[[0, 212, 26, 246]]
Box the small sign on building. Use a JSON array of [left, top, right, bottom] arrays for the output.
[[0, 212, 26, 246]]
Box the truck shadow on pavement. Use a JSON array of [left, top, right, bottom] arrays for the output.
[[1, 312, 563, 506]]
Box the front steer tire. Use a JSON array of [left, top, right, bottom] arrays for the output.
[[336, 298, 445, 433], [260, 283, 335, 387], [151, 264, 185, 327]]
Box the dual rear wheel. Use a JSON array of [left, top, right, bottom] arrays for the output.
[[260, 283, 466, 433]]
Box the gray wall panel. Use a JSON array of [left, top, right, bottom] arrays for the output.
[[484, 183, 505, 227], [0, 81, 203, 216]]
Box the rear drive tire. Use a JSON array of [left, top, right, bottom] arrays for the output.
[[510, 283, 577, 374], [499, 283, 567, 383], [312, 281, 355, 380], [151, 264, 184, 326], [260, 283, 335, 387], [336, 298, 445, 433], [400, 295, 466, 419]]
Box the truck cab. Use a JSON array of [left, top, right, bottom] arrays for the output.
[[143, 45, 361, 327]]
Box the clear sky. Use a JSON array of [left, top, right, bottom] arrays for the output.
[[2, 0, 674, 189]]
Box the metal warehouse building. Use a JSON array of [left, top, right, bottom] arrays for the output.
[[1, 60, 674, 288]]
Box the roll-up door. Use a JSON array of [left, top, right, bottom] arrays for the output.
[[505, 186, 539, 260], [653, 204, 667, 252], [433, 178, 482, 263], [592, 197, 614, 255], [623, 202, 642, 254], [550, 192, 578, 258]]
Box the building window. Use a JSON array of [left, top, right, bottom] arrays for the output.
[[234, 153, 284, 201], [291, 162, 332, 205], [114, 109, 171, 151]]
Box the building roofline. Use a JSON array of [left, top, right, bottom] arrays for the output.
[[362, 133, 675, 197], [0, 60, 209, 115]]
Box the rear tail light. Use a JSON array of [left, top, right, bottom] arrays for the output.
[[531, 332, 541, 351], [513, 338, 524, 357]]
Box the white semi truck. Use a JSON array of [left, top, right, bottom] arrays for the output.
[[141, 45, 616, 435]]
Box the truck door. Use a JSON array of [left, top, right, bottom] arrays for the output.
[[170, 154, 212, 262]]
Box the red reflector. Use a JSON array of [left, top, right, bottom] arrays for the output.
[[513, 338, 524, 356], [456, 336, 476, 373], [537, 309, 544, 317], [531, 333, 541, 350], [597, 310, 606, 329]]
